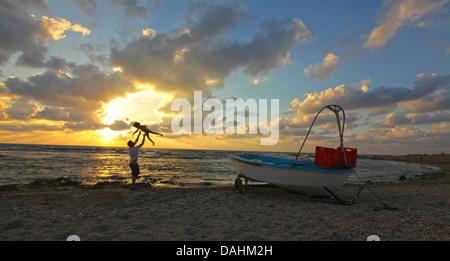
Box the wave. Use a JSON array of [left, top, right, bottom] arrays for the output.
[[0, 144, 443, 189]]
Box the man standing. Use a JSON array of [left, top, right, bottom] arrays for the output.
[[127, 131, 145, 190]]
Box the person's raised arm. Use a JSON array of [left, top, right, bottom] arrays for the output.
[[134, 131, 141, 144], [132, 128, 139, 136], [139, 133, 146, 148]]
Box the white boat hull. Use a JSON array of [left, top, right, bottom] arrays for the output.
[[230, 154, 352, 197]]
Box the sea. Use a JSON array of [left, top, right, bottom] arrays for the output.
[[0, 143, 441, 188]]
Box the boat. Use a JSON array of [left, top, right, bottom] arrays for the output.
[[230, 154, 353, 196], [229, 105, 356, 197]]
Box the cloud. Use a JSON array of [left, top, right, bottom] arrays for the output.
[[400, 89, 450, 112], [4, 101, 39, 120], [67, 0, 98, 18], [252, 75, 268, 85], [281, 72, 450, 154], [349, 121, 450, 154], [62, 122, 105, 131], [1, 66, 136, 131], [0, 1, 90, 68], [324, 36, 359, 55], [289, 74, 450, 118], [37, 16, 90, 40], [35, 106, 97, 123], [382, 126, 427, 140], [304, 53, 339, 80], [109, 120, 131, 131], [110, 2, 312, 99], [186, 1, 252, 38], [4, 69, 134, 109], [78, 43, 109, 65], [428, 39, 450, 54], [1, 1, 312, 137], [0, 0, 50, 15], [284, 73, 450, 148], [142, 28, 157, 38], [107, 0, 156, 19], [0, 122, 62, 132], [430, 122, 450, 135], [386, 111, 450, 125], [364, 0, 449, 51]]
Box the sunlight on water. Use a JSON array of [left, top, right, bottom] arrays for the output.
[[0, 144, 441, 187]]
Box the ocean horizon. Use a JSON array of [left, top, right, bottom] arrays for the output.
[[0, 143, 441, 188]]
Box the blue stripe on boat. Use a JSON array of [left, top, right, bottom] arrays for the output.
[[230, 154, 353, 173]]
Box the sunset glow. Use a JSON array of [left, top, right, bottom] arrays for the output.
[[0, 1, 449, 154], [101, 88, 171, 125]]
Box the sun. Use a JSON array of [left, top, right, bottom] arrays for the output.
[[101, 88, 173, 126], [95, 87, 174, 147], [101, 97, 128, 125], [95, 127, 128, 146]]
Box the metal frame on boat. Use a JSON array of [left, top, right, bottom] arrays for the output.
[[229, 105, 354, 197]]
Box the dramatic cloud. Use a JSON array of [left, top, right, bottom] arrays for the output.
[[0, 0, 90, 68], [0, 122, 62, 132], [0, 1, 313, 138], [304, 53, 339, 80], [109, 120, 131, 131], [4, 101, 38, 120], [0, 1, 447, 152], [35, 106, 93, 122], [1, 65, 136, 130], [364, 0, 449, 51], [4, 68, 133, 108], [110, 2, 312, 98], [385, 111, 450, 125], [400, 89, 450, 112], [37, 16, 91, 40], [289, 74, 450, 118], [284, 73, 450, 153], [431, 122, 450, 135], [0, 0, 113, 134]]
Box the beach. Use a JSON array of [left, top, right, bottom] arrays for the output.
[[0, 154, 448, 241]]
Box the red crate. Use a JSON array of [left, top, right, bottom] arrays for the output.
[[314, 146, 357, 169]]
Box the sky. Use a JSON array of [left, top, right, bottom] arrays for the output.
[[0, 0, 449, 155]]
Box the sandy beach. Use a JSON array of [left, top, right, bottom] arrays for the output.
[[0, 154, 448, 241]]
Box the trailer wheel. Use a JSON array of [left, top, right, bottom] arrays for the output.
[[234, 177, 243, 193]]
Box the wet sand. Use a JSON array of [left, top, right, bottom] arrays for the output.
[[0, 154, 448, 241]]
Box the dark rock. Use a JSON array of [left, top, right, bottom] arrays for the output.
[[0, 184, 20, 192], [398, 175, 407, 181], [28, 177, 79, 187]]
